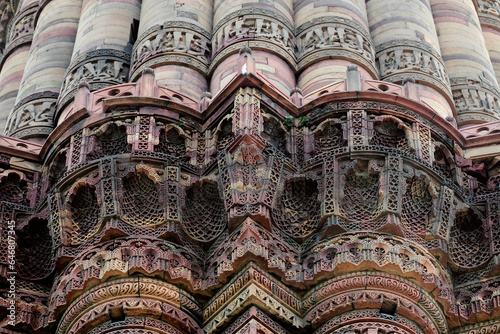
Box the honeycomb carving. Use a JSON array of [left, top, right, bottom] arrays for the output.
[[341, 166, 380, 222], [154, 128, 186, 158], [370, 120, 410, 153], [16, 218, 54, 280], [273, 178, 320, 239], [88, 124, 130, 160], [0, 173, 28, 205], [68, 185, 100, 243], [449, 208, 490, 269], [315, 123, 344, 152], [121, 173, 164, 227], [401, 176, 434, 235], [262, 118, 286, 153], [182, 181, 226, 242]]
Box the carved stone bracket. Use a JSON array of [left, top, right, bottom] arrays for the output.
[[432, 185, 454, 241]]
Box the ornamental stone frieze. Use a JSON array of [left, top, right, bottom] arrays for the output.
[[59, 50, 131, 109], [376, 39, 451, 100], [1, 2, 35, 62], [131, 22, 211, 80], [211, 8, 295, 61], [295, 16, 377, 76], [451, 76, 500, 123], [478, 0, 500, 27]]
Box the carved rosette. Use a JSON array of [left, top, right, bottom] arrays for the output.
[[295, 16, 377, 76], [209, 8, 296, 73], [5, 91, 58, 139], [130, 21, 211, 80], [376, 39, 452, 99], [451, 76, 500, 124], [59, 49, 131, 108]]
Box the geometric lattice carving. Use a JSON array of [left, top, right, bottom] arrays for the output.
[[262, 118, 286, 153], [154, 128, 186, 158], [216, 120, 233, 152], [370, 120, 410, 153], [341, 166, 380, 222], [0, 173, 28, 205], [273, 178, 320, 239], [16, 218, 54, 280], [433, 147, 453, 179], [449, 208, 490, 269], [401, 176, 433, 235], [121, 172, 164, 227], [69, 185, 100, 242], [182, 181, 226, 242], [88, 124, 129, 160], [315, 122, 344, 152], [50, 152, 68, 183]]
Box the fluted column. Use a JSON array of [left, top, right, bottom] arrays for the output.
[[477, 1, 500, 93], [130, 0, 212, 101], [57, 0, 141, 112], [367, 0, 453, 119], [5, 0, 81, 141], [294, 0, 377, 95], [431, 0, 500, 125], [209, 0, 295, 96], [0, 0, 36, 133]]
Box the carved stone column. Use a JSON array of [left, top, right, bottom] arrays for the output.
[[294, 0, 377, 95], [431, 0, 500, 125], [367, 0, 454, 120], [0, 1, 36, 133], [5, 0, 81, 140], [210, 0, 295, 96], [130, 0, 212, 101], [57, 0, 141, 113]]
